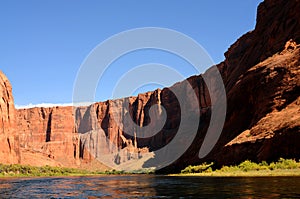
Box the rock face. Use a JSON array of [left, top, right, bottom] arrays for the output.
[[1, 0, 299, 172], [207, 0, 300, 167], [165, 0, 300, 171], [17, 106, 81, 167], [204, 40, 300, 169], [0, 71, 20, 164]]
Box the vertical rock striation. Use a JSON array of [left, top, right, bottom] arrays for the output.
[[0, 71, 20, 164], [17, 106, 80, 167]]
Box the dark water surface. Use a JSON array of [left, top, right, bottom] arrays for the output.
[[0, 175, 300, 198]]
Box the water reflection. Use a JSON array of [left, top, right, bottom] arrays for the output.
[[0, 175, 300, 198]]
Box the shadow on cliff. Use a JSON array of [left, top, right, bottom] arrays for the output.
[[144, 0, 300, 173]]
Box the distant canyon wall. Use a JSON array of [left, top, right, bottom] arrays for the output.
[[15, 77, 211, 169]]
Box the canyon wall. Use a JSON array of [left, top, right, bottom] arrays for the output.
[[17, 106, 81, 167], [165, 0, 300, 172], [0, 71, 20, 164], [16, 80, 210, 170], [208, 0, 300, 167], [1, 0, 299, 172]]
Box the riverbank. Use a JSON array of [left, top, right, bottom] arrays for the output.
[[0, 164, 97, 178], [1, 158, 300, 178], [172, 158, 300, 177], [0, 164, 156, 178], [170, 168, 300, 177]]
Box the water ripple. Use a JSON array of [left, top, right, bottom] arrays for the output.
[[0, 175, 300, 198]]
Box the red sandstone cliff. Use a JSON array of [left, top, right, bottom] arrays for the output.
[[1, 0, 299, 172], [209, 0, 300, 167], [166, 0, 300, 171], [0, 71, 20, 164], [17, 106, 81, 167]]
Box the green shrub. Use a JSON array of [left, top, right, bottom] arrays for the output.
[[180, 158, 300, 174], [269, 158, 299, 170], [218, 165, 239, 172], [238, 160, 261, 172], [181, 162, 214, 174], [204, 167, 213, 173], [259, 161, 268, 167]]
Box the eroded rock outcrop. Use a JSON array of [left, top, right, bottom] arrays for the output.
[[17, 106, 80, 167], [160, 0, 300, 172], [0, 71, 20, 164], [209, 41, 300, 167], [209, 0, 300, 167]]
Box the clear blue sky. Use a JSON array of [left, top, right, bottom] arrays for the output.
[[0, 0, 262, 107]]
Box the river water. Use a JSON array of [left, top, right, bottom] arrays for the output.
[[0, 175, 300, 198]]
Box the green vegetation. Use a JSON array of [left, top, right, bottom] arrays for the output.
[[0, 164, 155, 178], [178, 158, 300, 176], [2, 158, 299, 178], [0, 164, 93, 177], [103, 168, 154, 175], [181, 162, 214, 174]]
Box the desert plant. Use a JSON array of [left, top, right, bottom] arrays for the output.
[[269, 158, 299, 170], [238, 160, 261, 172], [181, 162, 214, 173]]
